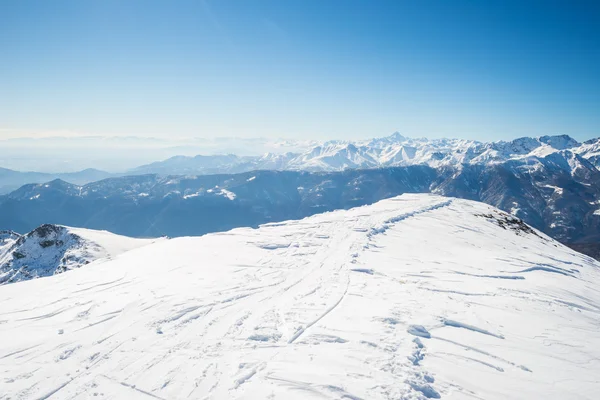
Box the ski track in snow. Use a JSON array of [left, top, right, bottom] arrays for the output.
[[0, 194, 599, 399]]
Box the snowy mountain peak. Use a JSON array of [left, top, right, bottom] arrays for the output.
[[388, 131, 407, 141], [0, 194, 598, 399], [0, 224, 162, 284], [129, 132, 599, 176], [539, 134, 579, 150], [367, 131, 410, 146], [583, 137, 600, 146]]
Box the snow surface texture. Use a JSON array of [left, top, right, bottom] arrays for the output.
[[0, 194, 599, 399], [0, 225, 161, 284]]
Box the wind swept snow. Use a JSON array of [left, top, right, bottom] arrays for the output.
[[0, 194, 599, 399]]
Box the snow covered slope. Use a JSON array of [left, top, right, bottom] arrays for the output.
[[0, 224, 161, 284], [0, 195, 599, 399]]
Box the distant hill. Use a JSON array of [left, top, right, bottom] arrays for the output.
[[0, 167, 113, 194]]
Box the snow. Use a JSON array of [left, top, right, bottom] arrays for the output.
[[205, 187, 237, 200], [0, 225, 161, 284], [509, 201, 521, 216], [0, 194, 599, 399], [66, 227, 161, 258], [133, 133, 598, 175], [541, 185, 564, 195], [524, 144, 559, 159], [183, 192, 200, 199], [219, 188, 236, 200], [162, 190, 181, 198]]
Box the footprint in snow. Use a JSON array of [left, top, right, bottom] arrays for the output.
[[407, 325, 431, 339]]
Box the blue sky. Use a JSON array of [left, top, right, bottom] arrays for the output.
[[1, 0, 598, 141]]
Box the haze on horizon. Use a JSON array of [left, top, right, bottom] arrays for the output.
[[1, 0, 599, 142]]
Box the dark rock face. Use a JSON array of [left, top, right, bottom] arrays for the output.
[[475, 212, 543, 239], [29, 224, 63, 239]]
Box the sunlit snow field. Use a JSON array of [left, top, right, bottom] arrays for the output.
[[0, 194, 598, 399]]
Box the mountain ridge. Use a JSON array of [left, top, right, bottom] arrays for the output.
[[0, 167, 113, 194], [129, 133, 600, 175], [0, 223, 162, 284], [1, 194, 598, 399], [1, 153, 599, 256], [1, 132, 599, 258]]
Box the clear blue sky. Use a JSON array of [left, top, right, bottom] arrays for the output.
[[1, 0, 598, 141]]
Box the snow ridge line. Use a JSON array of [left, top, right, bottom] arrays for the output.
[[286, 200, 452, 345], [368, 199, 453, 238]]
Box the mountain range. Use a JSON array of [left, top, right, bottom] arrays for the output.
[[130, 133, 600, 174], [0, 167, 113, 194], [2, 133, 599, 194], [0, 151, 598, 252], [0, 133, 598, 259]]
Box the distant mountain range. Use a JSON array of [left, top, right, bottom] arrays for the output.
[[0, 132, 599, 258], [0, 147, 598, 252], [0, 135, 318, 172], [1, 133, 599, 195], [0, 167, 113, 194], [130, 133, 600, 174]]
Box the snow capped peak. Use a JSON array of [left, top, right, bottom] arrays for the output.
[[539, 134, 579, 150], [503, 136, 541, 153], [0, 194, 598, 399], [583, 136, 600, 146], [381, 131, 409, 143], [573, 137, 600, 169], [0, 224, 162, 284], [127, 132, 598, 175], [362, 131, 413, 148]]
